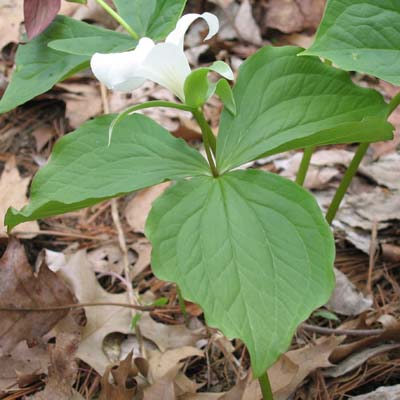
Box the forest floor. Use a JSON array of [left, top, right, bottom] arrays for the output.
[[0, 1, 400, 399]]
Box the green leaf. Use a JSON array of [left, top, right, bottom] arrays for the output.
[[146, 169, 335, 377], [216, 46, 393, 174], [113, 0, 187, 40], [0, 16, 94, 113], [5, 114, 209, 230], [67, 0, 86, 3], [302, 0, 400, 85], [48, 33, 135, 56]]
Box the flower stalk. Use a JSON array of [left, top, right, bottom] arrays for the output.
[[94, 0, 139, 40], [192, 109, 218, 177]]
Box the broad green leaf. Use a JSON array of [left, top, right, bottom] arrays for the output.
[[146, 169, 335, 377], [113, 0, 187, 40], [216, 46, 393, 174], [5, 114, 209, 230], [48, 34, 135, 56], [0, 16, 134, 113], [302, 0, 400, 85]]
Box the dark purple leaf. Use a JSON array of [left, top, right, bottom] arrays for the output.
[[24, 0, 61, 40]]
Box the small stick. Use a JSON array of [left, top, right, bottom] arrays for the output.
[[367, 220, 378, 295], [300, 323, 384, 337], [0, 302, 157, 312]]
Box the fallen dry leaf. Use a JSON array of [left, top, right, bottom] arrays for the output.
[[30, 332, 79, 400], [323, 343, 400, 378], [330, 322, 400, 364], [139, 314, 205, 353], [125, 183, 171, 234], [51, 250, 133, 375], [234, 0, 262, 45], [57, 82, 103, 129], [143, 347, 203, 399], [0, 157, 39, 238], [265, 0, 326, 34], [130, 239, 152, 279], [241, 336, 344, 400], [327, 269, 373, 316], [0, 239, 75, 356], [351, 384, 400, 399], [100, 352, 143, 400], [360, 152, 400, 191], [0, 342, 48, 392]]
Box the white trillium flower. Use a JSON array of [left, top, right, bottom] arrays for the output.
[[91, 12, 233, 103]]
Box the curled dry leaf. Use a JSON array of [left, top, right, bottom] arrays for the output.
[[100, 352, 143, 400], [327, 269, 372, 316], [30, 332, 79, 400], [0, 157, 39, 238], [240, 336, 344, 400], [0, 238, 75, 356], [323, 343, 400, 378], [0, 342, 48, 392], [143, 347, 203, 400]]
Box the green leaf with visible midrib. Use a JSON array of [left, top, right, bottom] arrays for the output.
[[0, 16, 135, 114], [216, 46, 393, 174], [5, 114, 209, 230], [302, 0, 400, 85], [146, 169, 335, 377], [113, 0, 187, 41]]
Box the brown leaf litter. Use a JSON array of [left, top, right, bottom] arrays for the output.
[[0, 238, 75, 356]]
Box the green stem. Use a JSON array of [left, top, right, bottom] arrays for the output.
[[192, 109, 219, 177], [295, 146, 315, 186], [176, 285, 189, 325], [192, 109, 217, 155], [94, 0, 139, 40], [388, 91, 400, 116], [259, 372, 274, 400], [326, 142, 369, 224]]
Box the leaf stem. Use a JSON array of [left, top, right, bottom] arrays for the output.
[[192, 109, 219, 177], [326, 142, 369, 224], [94, 0, 139, 40], [176, 285, 189, 325], [388, 91, 400, 116], [259, 372, 274, 400], [295, 146, 315, 186]]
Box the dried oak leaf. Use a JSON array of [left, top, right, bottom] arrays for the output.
[[0, 239, 75, 356], [100, 352, 143, 400], [30, 332, 79, 400]]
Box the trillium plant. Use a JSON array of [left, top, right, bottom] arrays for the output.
[[3, 0, 400, 398]]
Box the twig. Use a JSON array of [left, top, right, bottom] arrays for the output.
[[367, 220, 378, 295], [12, 229, 105, 241], [300, 323, 384, 337], [0, 302, 157, 312], [102, 83, 146, 357]]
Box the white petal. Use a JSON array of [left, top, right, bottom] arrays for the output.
[[166, 12, 219, 49], [139, 43, 191, 102], [90, 37, 155, 92]]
